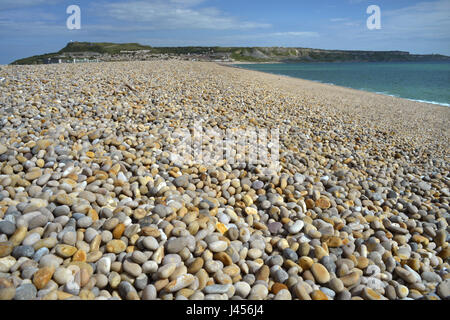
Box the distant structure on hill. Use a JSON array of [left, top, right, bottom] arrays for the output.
[[12, 41, 450, 65], [46, 57, 100, 64]]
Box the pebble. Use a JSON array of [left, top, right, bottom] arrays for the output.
[[274, 289, 292, 300], [208, 241, 228, 252], [288, 220, 304, 234], [0, 256, 16, 272], [0, 60, 447, 301], [12, 245, 35, 259], [14, 283, 37, 300], [118, 281, 138, 300], [123, 259, 142, 277], [421, 271, 442, 283], [97, 257, 111, 275], [173, 175, 189, 188], [53, 205, 70, 217], [294, 282, 312, 300], [56, 194, 73, 206], [166, 237, 188, 253], [142, 261, 158, 274], [23, 233, 41, 247], [328, 278, 344, 293], [63, 280, 80, 296], [362, 287, 382, 300], [267, 222, 283, 234], [396, 285, 409, 299], [311, 290, 329, 300], [0, 242, 13, 258], [311, 263, 330, 284], [33, 266, 55, 289], [77, 217, 93, 228], [39, 254, 63, 269], [340, 271, 361, 287], [0, 221, 16, 236], [55, 244, 77, 258], [33, 237, 58, 251], [53, 267, 73, 285], [33, 247, 49, 262], [142, 237, 159, 251], [395, 267, 417, 284], [273, 269, 289, 283], [204, 284, 231, 294], [437, 279, 450, 299], [234, 282, 251, 298], [152, 204, 169, 218], [158, 263, 177, 278], [106, 240, 127, 254], [142, 284, 157, 300], [131, 251, 148, 264], [0, 287, 16, 300], [248, 284, 268, 300]]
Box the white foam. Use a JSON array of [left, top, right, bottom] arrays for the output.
[[405, 98, 450, 107], [375, 91, 449, 106], [235, 65, 450, 107]]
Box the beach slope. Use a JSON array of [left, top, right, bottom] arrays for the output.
[[0, 61, 448, 301]]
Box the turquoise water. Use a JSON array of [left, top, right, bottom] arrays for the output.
[[236, 62, 450, 106]]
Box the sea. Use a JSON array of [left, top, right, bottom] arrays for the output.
[[235, 62, 450, 107]]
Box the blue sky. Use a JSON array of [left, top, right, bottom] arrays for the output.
[[1, 0, 449, 64]]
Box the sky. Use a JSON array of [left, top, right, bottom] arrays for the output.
[[0, 0, 449, 64]]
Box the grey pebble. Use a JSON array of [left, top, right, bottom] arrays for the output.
[[273, 269, 289, 283], [12, 245, 35, 259], [173, 175, 189, 188], [53, 205, 71, 216], [0, 221, 16, 236], [204, 284, 231, 294], [152, 204, 169, 218], [437, 279, 450, 299], [33, 247, 50, 262], [63, 280, 80, 295], [142, 284, 157, 300], [14, 283, 37, 300], [77, 216, 93, 228], [421, 271, 442, 283]]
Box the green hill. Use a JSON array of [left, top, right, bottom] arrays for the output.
[[59, 42, 153, 54], [10, 41, 450, 65]]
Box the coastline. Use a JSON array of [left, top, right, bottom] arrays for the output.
[[0, 60, 449, 301], [226, 62, 450, 107], [219, 61, 283, 65], [213, 60, 449, 155]]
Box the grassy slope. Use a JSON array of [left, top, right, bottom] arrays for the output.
[[10, 42, 450, 65]]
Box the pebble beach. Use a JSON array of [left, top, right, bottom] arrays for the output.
[[0, 60, 449, 300]]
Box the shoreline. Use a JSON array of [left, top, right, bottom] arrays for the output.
[[0, 60, 449, 301], [212, 60, 449, 157], [224, 62, 450, 108]]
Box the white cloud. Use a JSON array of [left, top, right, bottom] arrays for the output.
[[0, 8, 61, 36], [199, 31, 320, 45], [269, 32, 319, 38], [327, 0, 450, 41], [330, 18, 348, 22], [97, 0, 270, 30], [381, 0, 450, 40], [318, 0, 450, 54], [0, 0, 61, 10]]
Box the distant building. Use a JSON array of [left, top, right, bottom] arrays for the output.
[[46, 57, 63, 64], [72, 58, 99, 63], [45, 56, 99, 64]]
